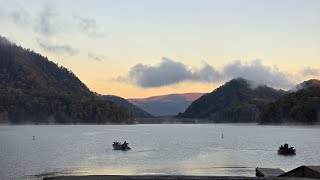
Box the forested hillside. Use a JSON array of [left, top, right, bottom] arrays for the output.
[[260, 85, 320, 124], [0, 36, 133, 124], [178, 78, 286, 122]]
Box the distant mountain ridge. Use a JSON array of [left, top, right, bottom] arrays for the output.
[[101, 95, 153, 118], [178, 78, 286, 122], [0, 35, 133, 124], [128, 93, 205, 116]]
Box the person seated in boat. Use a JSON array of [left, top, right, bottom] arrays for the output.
[[122, 141, 128, 148], [113, 141, 120, 146]]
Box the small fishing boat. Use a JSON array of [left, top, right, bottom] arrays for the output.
[[112, 141, 131, 151], [278, 143, 296, 155]]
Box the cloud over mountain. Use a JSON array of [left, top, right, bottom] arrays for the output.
[[36, 6, 57, 36], [223, 60, 293, 89], [2, 4, 105, 57], [119, 57, 221, 87], [37, 39, 78, 56], [119, 57, 295, 89]]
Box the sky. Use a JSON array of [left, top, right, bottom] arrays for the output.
[[0, 0, 320, 98]]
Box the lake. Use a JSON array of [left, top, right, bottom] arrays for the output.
[[0, 124, 319, 179]]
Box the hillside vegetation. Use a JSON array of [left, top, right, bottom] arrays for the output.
[[0, 36, 133, 124], [178, 78, 286, 122], [260, 86, 320, 124]]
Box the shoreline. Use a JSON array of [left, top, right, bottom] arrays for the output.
[[43, 175, 314, 180]]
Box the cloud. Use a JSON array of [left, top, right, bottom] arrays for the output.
[[3, 5, 105, 39], [119, 57, 295, 89], [9, 8, 30, 26], [191, 62, 222, 82], [223, 60, 293, 89], [36, 5, 57, 36], [301, 67, 320, 77], [37, 39, 78, 56], [74, 16, 105, 38], [88, 53, 106, 61], [118, 57, 221, 88]]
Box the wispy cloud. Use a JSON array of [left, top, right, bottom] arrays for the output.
[[118, 57, 295, 89], [2, 5, 106, 56], [37, 39, 78, 56], [74, 16, 105, 38], [35, 5, 57, 36], [88, 53, 106, 61], [301, 67, 320, 77], [9, 8, 30, 26]]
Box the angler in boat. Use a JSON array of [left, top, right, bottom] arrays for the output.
[[278, 143, 296, 155], [112, 141, 131, 150]]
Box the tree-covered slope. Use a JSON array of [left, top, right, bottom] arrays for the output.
[[260, 83, 320, 124], [0, 35, 133, 124], [178, 78, 286, 122], [290, 79, 320, 92], [101, 95, 154, 118]]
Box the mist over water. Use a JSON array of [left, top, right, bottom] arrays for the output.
[[0, 124, 320, 179]]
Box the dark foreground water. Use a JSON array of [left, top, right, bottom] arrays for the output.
[[0, 124, 319, 179]]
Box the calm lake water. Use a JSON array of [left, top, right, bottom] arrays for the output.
[[0, 124, 320, 179]]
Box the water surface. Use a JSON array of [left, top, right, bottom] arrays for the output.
[[0, 124, 319, 179]]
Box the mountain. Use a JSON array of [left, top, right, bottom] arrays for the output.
[[291, 79, 320, 91], [178, 78, 286, 122], [0, 35, 133, 124], [260, 80, 320, 124], [101, 95, 153, 118], [128, 93, 204, 116]]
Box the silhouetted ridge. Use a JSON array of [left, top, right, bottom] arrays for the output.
[[101, 95, 154, 118], [128, 93, 204, 116], [0, 35, 133, 124], [178, 78, 286, 122]]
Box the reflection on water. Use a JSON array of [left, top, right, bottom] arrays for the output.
[[0, 124, 320, 179], [29, 166, 255, 179]]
